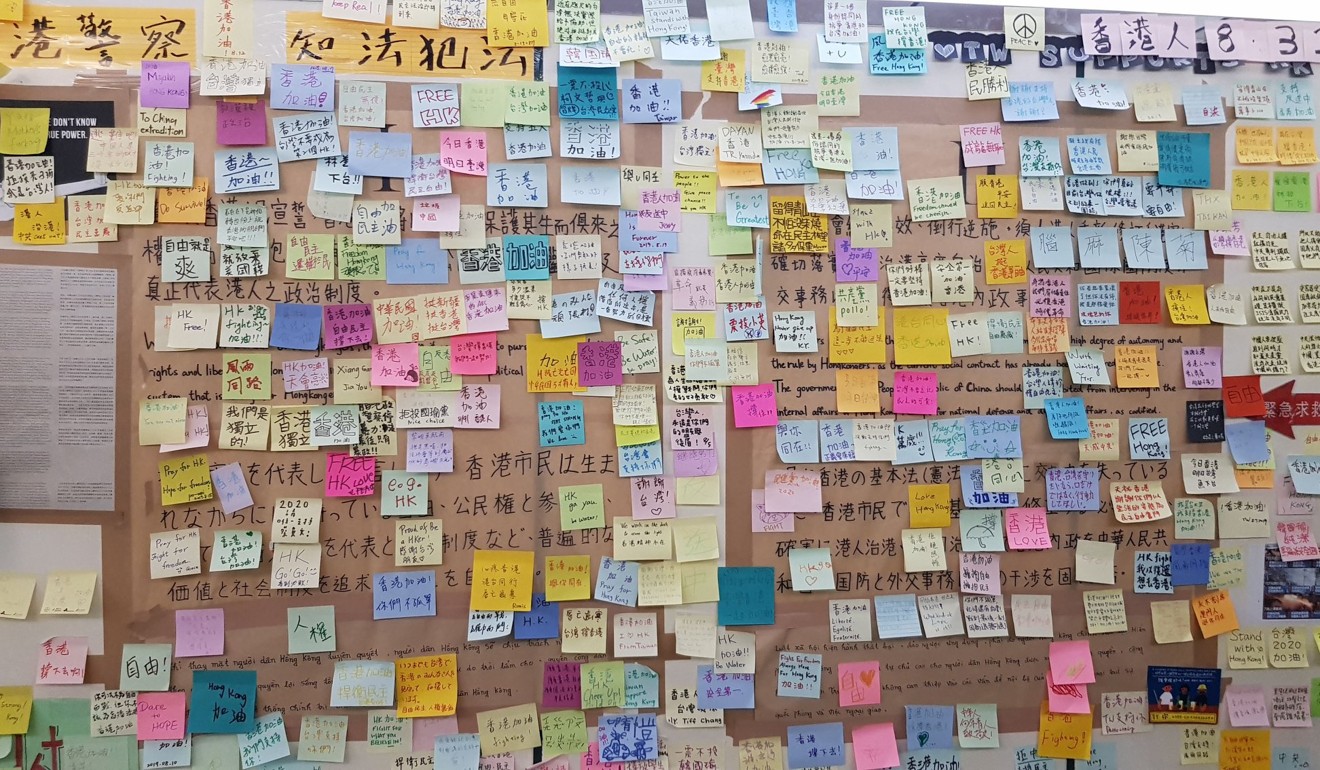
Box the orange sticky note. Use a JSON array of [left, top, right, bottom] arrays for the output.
[[1219, 729, 1270, 770], [1192, 589, 1240, 638], [717, 159, 765, 187], [909, 484, 951, 528], [985, 239, 1027, 284], [1115, 345, 1160, 389], [892, 308, 951, 366], [157, 179, 210, 224], [470, 550, 535, 611], [395, 654, 458, 717], [836, 369, 879, 413]]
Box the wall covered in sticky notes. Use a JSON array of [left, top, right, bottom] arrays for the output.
[[5, 0, 1320, 768]]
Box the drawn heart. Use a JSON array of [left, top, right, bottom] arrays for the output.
[[803, 575, 818, 586], [933, 43, 958, 60], [918, 731, 930, 747], [859, 669, 876, 687]]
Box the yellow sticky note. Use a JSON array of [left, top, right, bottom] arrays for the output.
[[1191, 189, 1231, 231], [0, 0, 21, 23], [395, 654, 458, 717], [672, 312, 717, 355], [0, 108, 49, 155], [673, 171, 717, 212], [769, 195, 828, 253], [828, 307, 886, 364], [892, 308, 952, 366], [486, 0, 549, 46], [0, 574, 36, 619], [476, 703, 541, 755], [39, 571, 98, 615], [1164, 286, 1210, 325], [0, 686, 33, 735], [615, 520, 673, 561], [709, 217, 754, 255], [676, 476, 720, 506], [562, 608, 609, 654], [1116, 130, 1158, 172], [139, 397, 189, 445], [1036, 701, 1092, 760], [637, 560, 683, 605], [849, 203, 893, 247], [470, 550, 534, 611], [907, 176, 967, 222], [909, 484, 952, 527], [1232, 170, 1272, 211], [158, 454, 215, 506], [545, 555, 592, 601], [1236, 126, 1278, 164], [559, 484, 605, 531], [702, 49, 745, 93], [985, 240, 1027, 284], [527, 334, 583, 393], [1226, 630, 1267, 669], [672, 516, 720, 562], [1191, 589, 1239, 638], [1218, 730, 1269, 770], [1267, 626, 1308, 668], [13, 198, 65, 245], [680, 560, 719, 603], [615, 424, 660, 447], [975, 175, 1019, 218], [740, 739, 784, 770], [287, 234, 336, 280], [541, 710, 588, 759], [1114, 345, 1160, 389], [836, 369, 879, 413]]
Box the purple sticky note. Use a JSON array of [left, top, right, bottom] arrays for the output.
[[577, 341, 623, 387], [141, 61, 191, 109], [175, 608, 224, 657], [216, 101, 268, 147], [673, 448, 719, 477], [834, 237, 879, 282], [210, 462, 254, 514], [543, 660, 582, 708], [323, 304, 374, 349]]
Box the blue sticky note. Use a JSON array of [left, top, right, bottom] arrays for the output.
[[621, 79, 682, 123], [819, 420, 856, 462], [270, 303, 322, 350], [372, 570, 436, 619], [960, 465, 1018, 509], [777, 652, 822, 699], [1067, 135, 1112, 175], [1030, 226, 1076, 268], [873, 595, 923, 639], [346, 131, 412, 178], [558, 67, 618, 120], [538, 401, 586, 447], [1077, 229, 1122, 270], [1291, 456, 1320, 495], [435, 735, 481, 769], [717, 566, 775, 626], [619, 441, 664, 477], [696, 666, 756, 709], [929, 418, 968, 462], [905, 706, 955, 750], [595, 557, 639, 607], [513, 592, 559, 639], [598, 715, 658, 761], [776, 420, 820, 463], [1001, 81, 1059, 122], [869, 34, 927, 75], [1164, 229, 1207, 271], [270, 64, 335, 112], [503, 235, 551, 280], [894, 419, 933, 465], [1045, 468, 1101, 512], [624, 664, 659, 709], [488, 163, 550, 208], [847, 128, 901, 171], [1044, 398, 1091, 440], [620, 209, 679, 251], [1156, 131, 1211, 188], [1170, 544, 1212, 587], [1225, 420, 1270, 465], [767, 0, 797, 31], [1133, 551, 1173, 594], [1129, 418, 1171, 461], [1076, 282, 1119, 326], [762, 148, 820, 185], [786, 722, 846, 770], [1273, 747, 1312, 770], [188, 670, 257, 734], [540, 290, 600, 339], [386, 240, 448, 284], [964, 416, 1022, 459]]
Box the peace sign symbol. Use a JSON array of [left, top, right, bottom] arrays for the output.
[[1012, 13, 1038, 39]]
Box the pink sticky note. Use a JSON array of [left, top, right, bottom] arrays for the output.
[[140, 61, 191, 108], [638, 189, 682, 232], [410, 715, 458, 753], [959, 552, 1001, 595], [137, 692, 187, 740], [1005, 507, 1052, 550], [440, 131, 489, 176], [673, 448, 719, 477], [1029, 275, 1071, 318], [1226, 685, 1270, 727], [325, 453, 377, 497], [624, 273, 667, 292], [837, 661, 882, 707], [35, 636, 88, 684], [450, 333, 498, 376], [1048, 640, 1096, 684], [1277, 520, 1320, 561], [732, 384, 779, 428], [1045, 670, 1090, 714], [834, 237, 879, 283], [160, 405, 210, 453], [670, 406, 715, 450], [1181, 346, 1222, 389], [543, 660, 582, 709], [578, 341, 624, 386], [631, 476, 676, 519], [892, 371, 938, 416], [959, 122, 1005, 167], [323, 304, 374, 349], [752, 489, 795, 533], [371, 342, 422, 386], [852, 722, 900, 770], [175, 608, 224, 658], [216, 101, 268, 146], [463, 288, 508, 334], [764, 469, 823, 513], [412, 195, 462, 232], [457, 384, 501, 429], [670, 267, 715, 310]]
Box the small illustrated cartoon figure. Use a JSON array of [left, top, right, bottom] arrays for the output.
[[1177, 685, 1191, 710], [1195, 684, 1209, 711], [1158, 684, 1175, 710]]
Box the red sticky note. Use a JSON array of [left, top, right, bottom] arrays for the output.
[[137, 692, 187, 740], [1222, 375, 1265, 418], [1118, 281, 1162, 324], [216, 100, 268, 146], [450, 332, 498, 375]]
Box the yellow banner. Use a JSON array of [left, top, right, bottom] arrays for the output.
[[2, 6, 196, 67], [284, 12, 539, 80]]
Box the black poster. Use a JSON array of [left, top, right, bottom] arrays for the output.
[[0, 99, 116, 188]]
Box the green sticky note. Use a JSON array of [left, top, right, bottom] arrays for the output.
[[287, 605, 337, 654], [211, 530, 262, 572], [462, 81, 510, 128], [1274, 171, 1312, 212], [709, 215, 754, 255], [1311, 677, 1320, 717], [540, 710, 588, 759], [507, 82, 551, 127], [62, 735, 136, 769], [336, 238, 387, 280], [420, 346, 462, 392], [192, 734, 243, 768], [580, 662, 626, 710], [221, 353, 272, 400], [559, 483, 605, 530], [27, 698, 91, 751], [119, 643, 173, 691], [955, 702, 999, 748], [382, 471, 429, 517]]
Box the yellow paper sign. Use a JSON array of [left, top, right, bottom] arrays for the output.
[[470, 550, 534, 611], [909, 484, 952, 527], [3, 8, 197, 68], [13, 198, 65, 245]]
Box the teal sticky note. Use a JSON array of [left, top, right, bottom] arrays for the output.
[[538, 401, 586, 447], [776, 652, 823, 698], [1156, 131, 1211, 188], [716, 566, 775, 626], [869, 33, 927, 75], [188, 670, 258, 734], [1044, 397, 1090, 440], [624, 664, 659, 709]]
